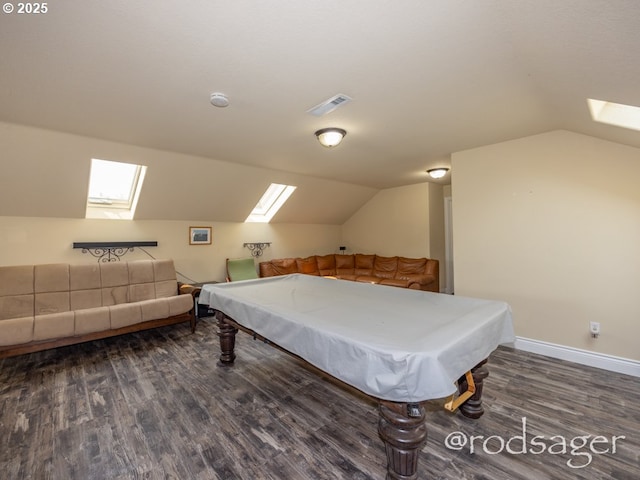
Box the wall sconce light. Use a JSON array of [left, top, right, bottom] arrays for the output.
[[243, 242, 272, 257], [427, 168, 449, 179], [315, 128, 347, 148]]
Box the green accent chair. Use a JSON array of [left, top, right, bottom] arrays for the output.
[[226, 257, 259, 282]]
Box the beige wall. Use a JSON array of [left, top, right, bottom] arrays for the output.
[[341, 182, 446, 289], [0, 216, 341, 283], [341, 183, 430, 257], [452, 130, 640, 361]]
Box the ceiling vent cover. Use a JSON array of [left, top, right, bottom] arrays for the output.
[[307, 94, 352, 116]]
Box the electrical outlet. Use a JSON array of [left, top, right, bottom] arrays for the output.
[[590, 321, 600, 337]]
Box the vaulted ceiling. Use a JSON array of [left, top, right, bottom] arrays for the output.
[[1, 1, 639, 221]]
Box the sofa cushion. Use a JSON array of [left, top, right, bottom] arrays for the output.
[[155, 280, 178, 299], [0, 294, 34, 321], [34, 311, 74, 341], [101, 262, 129, 287], [316, 254, 336, 276], [153, 259, 178, 282], [336, 274, 358, 281], [35, 291, 70, 315], [296, 256, 319, 275], [0, 316, 34, 346], [110, 303, 142, 329], [70, 289, 102, 311], [140, 298, 170, 322], [354, 254, 375, 276], [102, 286, 129, 306], [379, 278, 411, 288], [75, 307, 110, 335], [70, 264, 101, 290], [130, 282, 156, 303], [259, 262, 276, 277], [335, 255, 355, 275], [270, 258, 298, 276], [129, 260, 155, 284], [396, 257, 427, 278], [35, 264, 69, 293], [0, 265, 34, 296], [355, 276, 382, 285], [167, 294, 195, 316], [373, 256, 398, 279]]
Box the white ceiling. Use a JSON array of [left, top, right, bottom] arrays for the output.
[[1, 0, 640, 191]]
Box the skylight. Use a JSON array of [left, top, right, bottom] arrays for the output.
[[245, 183, 296, 223], [86, 158, 147, 220], [587, 98, 640, 132]]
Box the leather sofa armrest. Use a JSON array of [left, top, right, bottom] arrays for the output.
[[424, 259, 439, 277], [259, 262, 274, 277], [422, 260, 439, 292], [404, 274, 437, 291], [178, 282, 200, 298]]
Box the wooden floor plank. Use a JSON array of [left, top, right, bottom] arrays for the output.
[[0, 317, 638, 479]]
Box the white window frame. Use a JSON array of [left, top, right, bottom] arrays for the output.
[[86, 158, 147, 220], [588, 98, 640, 132], [245, 183, 297, 223]]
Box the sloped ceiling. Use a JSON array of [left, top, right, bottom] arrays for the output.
[[0, 122, 377, 224], [1, 1, 639, 223]]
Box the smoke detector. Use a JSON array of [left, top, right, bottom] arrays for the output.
[[210, 93, 230, 108]]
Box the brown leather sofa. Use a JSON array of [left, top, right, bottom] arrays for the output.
[[259, 254, 439, 292]]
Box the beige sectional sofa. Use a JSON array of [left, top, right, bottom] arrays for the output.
[[0, 259, 195, 358]]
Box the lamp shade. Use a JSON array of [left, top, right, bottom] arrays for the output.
[[315, 128, 346, 147], [427, 168, 449, 179]]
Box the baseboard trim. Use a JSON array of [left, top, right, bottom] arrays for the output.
[[514, 336, 640, 378]]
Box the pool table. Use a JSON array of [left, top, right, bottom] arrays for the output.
[[199, 274, 515, 479]]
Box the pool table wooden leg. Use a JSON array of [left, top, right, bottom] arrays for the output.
[[378, 400, 428, 480], [216, 311, 238, 366], [458, 359, 489, 419]]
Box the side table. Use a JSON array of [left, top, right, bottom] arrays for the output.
[[180, 281, 219, 319]]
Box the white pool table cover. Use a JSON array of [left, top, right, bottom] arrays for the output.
[[199, 274, 515, 402]]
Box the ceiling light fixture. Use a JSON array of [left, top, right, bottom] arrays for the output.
[[210, 93, 229, 108], [315, 128, 347, 148], [427, 168, 449, 179]]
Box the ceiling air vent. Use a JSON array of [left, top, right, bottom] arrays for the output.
[[307, 94, 352, 116]]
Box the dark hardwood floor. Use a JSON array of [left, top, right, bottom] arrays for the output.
[[1, 316, 638, 479]]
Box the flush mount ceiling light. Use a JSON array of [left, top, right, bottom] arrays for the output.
[[210, 92, 229, 108], [427, 168, 449, 179], [315, 128, 347, 148]]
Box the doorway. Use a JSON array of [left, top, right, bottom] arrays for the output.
[[444, 196, 454, 294]]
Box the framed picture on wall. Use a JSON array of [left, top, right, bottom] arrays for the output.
[[189, 226, 212, 245]]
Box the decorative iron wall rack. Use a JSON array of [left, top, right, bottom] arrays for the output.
[[73, 241, 158, 262], [243, 242, 271, 257]]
